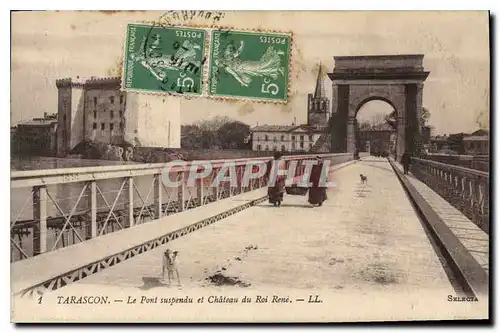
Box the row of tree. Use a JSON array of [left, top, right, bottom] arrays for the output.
[[442, 133, 467, 154], [357, 108, 431, 131], [181, 109, 434, 152], [181, 116, 252, 150], [383, 107, 431, 131], [357, 111, 389, 130]]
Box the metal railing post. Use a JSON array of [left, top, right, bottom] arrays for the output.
[[213, 169, 219, 201], [196, 172, 204, 206], [249, 165, 255, 191], [154, 174, 163, 219], [86, 181, 97, 240], [32, 185, 47, 256], [124, 177, 134, 228], [236, 166, 243, 195], [177, 171, 185, 212]]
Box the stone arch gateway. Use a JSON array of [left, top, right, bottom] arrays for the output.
[[327, 55, 429, 159]]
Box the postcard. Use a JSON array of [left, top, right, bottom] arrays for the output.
[[10, 10, 490, 323]]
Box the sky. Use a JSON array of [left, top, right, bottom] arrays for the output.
[[11, 11, 490, 135]]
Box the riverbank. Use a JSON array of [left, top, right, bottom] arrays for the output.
[[11, 155, 139, 171], [11, 149, 281, 171]]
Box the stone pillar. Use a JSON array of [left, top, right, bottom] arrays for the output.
[[330, 84, 338, 117], [415, 83, 424, 155], [331, 84, 350, 153], [416, 83, 423, 130], [329, 84, 338, 153], [347, 117, 356, 153], [404, 84, 419, 156], [396, 115, 406, 160]]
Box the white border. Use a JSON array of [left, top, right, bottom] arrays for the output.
[[4, 2, 498, 332]]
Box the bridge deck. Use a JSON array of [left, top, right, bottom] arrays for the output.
[[11, 179, 268, 295], [58, 158, 456, 294]]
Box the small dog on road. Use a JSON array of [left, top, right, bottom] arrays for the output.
[[162, 249, 181, 286], [360, 174, 368, 184]]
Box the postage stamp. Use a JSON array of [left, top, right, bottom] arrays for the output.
[[122, 24, 207, 95], [208, 29, 292, 102]]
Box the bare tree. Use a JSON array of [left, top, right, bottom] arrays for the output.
[[195, 115, 232, 132], [182, 116, 253, 150], [217, 121, 251, 149], [421, 107, 430, 126], [369, 112, 388, 127], [385, 108, 431, 131], [358, 121, 371, 130], [385, 110, 397, 131]]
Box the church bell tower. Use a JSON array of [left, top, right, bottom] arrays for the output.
[[307, 62, 330, 128]]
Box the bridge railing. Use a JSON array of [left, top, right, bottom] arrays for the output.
[[410, 157, 489, 232], [424, 153, 489, 172], [10, 153, 353, 262]]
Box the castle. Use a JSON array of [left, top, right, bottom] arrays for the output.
[[55, 76, 181, 157]]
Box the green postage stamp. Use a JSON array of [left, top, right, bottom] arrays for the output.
[[123, 24, 206, 95], [208, 30, 292, 102], [122, 24, 292, 101]]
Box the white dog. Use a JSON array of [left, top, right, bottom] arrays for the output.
[[162, 249, 181, 286]]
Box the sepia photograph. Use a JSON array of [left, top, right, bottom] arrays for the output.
[[9, 9, 490, 323]]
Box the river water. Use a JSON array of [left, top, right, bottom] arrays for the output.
[[11, 156, 151, 220], [10, 156, 195, 261], [11, 155, 139, 171]]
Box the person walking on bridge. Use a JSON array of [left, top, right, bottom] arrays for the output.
[[354, 147, 360, 160], [266, 151, 287, 207], [401, 149, 411, 175], [308, 156, 328, 207]]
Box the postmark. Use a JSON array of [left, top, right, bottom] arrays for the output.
[[123, 24, 207, 95], [208, 29, 292, 102], [152, 10, 225, 27]]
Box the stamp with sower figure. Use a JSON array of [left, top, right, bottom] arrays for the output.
[[122, 23, 291, 101], [122, 23, 207, 95], [209, 29, 292, 102]]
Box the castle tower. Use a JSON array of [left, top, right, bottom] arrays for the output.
[[307, 62, 330, 128], [55, 77, 86, 157]]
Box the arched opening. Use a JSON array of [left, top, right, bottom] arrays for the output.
[[355, 99, 397, 157]]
